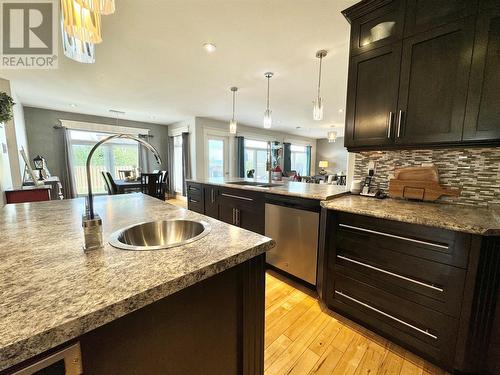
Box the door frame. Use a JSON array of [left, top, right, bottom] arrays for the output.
[[205, 133, 230, 179]]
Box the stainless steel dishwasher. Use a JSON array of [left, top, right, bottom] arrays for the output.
[[265, 196, 320, 285]]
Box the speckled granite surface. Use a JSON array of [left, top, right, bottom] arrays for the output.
[[321, 195, 500, 236], [187, 177, 347, 200], [0, 194, 274, 371]]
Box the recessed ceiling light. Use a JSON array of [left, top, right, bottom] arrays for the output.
[[338, 109, 344, 113], [70, 103, 77, 107], [203, 43, 216, 53]]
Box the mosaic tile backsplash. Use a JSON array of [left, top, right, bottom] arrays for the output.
[[353, 147, 500, 207]]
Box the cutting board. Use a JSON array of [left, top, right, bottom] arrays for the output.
[[389, 166, 460, 202]]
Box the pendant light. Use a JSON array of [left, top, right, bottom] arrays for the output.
[[313, 50, 327, 121], [76, 0, 115, 15], [327, 130, 337, 143], [61, 0, 102, 44], [61, 18, 95, 63], [229, 87, 238, 134], [263, 72, 273, 129]]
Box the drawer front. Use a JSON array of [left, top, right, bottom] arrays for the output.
[[186, 182, 202, 199], [336, 212, 469, 268], [329, 273, 458, 367], [187, 195, 203, 214], [218, 187, 263, 211], [334, 233, 467, 317]]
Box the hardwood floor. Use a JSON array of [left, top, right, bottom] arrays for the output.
[[166, 197, 187, 208], [264, 270, 449, 375]]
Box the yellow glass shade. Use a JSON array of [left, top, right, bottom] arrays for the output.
[[76, 0, 115, 15], [319, 160, 329, 168], [61, 0, 102, 44]]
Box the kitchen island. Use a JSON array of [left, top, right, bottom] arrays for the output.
[[0, 194, 274, 374]]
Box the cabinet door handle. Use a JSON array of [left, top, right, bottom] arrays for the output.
[[335, 290, 438, 340], [338, 223, 448, 250], [397, 110, 404, 138], [232, 208, 235, 225], [387, 112, 394, 138], [337, 255, 444, 292], [236, 209, 240, 226], [211, 189, 215, 203], [189, 198, 198, 203], [221, 193, 253, 202]]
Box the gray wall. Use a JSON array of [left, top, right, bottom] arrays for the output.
[[23, 107, 169, 179], [315, 137, 348, 175]]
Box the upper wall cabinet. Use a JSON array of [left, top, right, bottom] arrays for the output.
[[463, 6, 500, 141], [404, 0, 478, 36], [343, 0, 500, 151], [345, 0, 405, 56]]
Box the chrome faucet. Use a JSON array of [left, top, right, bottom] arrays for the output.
[[82, 134, 163, 251]]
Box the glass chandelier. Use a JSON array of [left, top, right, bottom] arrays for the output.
[[313, 50, 327, 121], [327, 130, 337, 143], [263, 72, 273, 129], [229, 87, 238, 134], [75, 0, 115, 15], [61, 18, 95, 63], [61, 0, 102, 44]]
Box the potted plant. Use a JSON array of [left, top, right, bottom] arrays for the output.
[[0, 92, 15, 123]]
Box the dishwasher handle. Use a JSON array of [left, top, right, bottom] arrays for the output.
[[265, 198, 320, 213]]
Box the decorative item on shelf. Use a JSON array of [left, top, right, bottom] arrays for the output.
[[313, 50, 327, 121], [318, 160, 329, 175], [20, 148, 43, 186], [388, 166, 460, 202], [0, 92, 15, 123], [229, 87, 238, 134], [33, 155, 46, 181], [263, 72, 273, 129], [327, 130, 337, 143]]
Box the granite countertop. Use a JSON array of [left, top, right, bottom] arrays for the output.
[[321, 195, 500, 236], [188, 177, 347, 200], [0, 194, 274, 371]]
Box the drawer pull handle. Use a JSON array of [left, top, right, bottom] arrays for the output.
[[221, 193, 253, 202], [339, 224, 449, 250], [189, 199, 199, 203], [188, 186, 199, 191], [335, 290, 438, 340], [337, 255, 444, 292]]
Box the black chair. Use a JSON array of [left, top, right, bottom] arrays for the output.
[[140, 172, 165, 201], [101, 171, 118, 195]]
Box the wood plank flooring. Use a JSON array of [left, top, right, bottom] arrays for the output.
[[264, 270, 449, 375]]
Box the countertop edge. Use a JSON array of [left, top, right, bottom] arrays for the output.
[[0, 239, 274, 372]]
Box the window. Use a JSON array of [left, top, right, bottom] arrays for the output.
[[290, 144, 309, 176], [70, 130, 139, 195], [244, 139, 268, 179], [207, 137, 226, 178], [173, 135, 183, 194]]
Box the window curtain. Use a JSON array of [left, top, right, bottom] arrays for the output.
[[138, 134, 152, 173], [61, 127, 77, 199], [235, 136, 245, 178], [306, 145, 312, 176], [283, 142, 291, 175], [181, 132, 191, 196], [167, 136, 174, 197]]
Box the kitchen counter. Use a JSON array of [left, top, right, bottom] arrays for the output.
[[0, 194, 274, 371], [321, 195, 500, 236], [187, 177, 347, 200]]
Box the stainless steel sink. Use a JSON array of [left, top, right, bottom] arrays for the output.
[[109, 220, 211, 251], [227, 181, 281, 188]]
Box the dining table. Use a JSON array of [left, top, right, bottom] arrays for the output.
[[114, 179, 142, 194]]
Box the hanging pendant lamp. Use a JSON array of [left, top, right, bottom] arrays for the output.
[[313, 50, 327, 121], [263, 72, 273, 129], [76, 0, 115, 15], [61, 18, 95, 63], [327, 130, 337, 143], [229, 87, 238, 134], [61, 0, 102, 44]]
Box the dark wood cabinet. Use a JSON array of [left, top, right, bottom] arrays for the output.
[[404, 0, 478, 36], [464, 7, 500, 141], [186, 182, 204, 214], [344, 43, 402, 148], [343, 0, 500, 151], [396, 18, 475, 144], [320, 209, 500, 373], [203, 185, 219, 218], [345, 0, 405, 56], [218, 188, 265, 235]]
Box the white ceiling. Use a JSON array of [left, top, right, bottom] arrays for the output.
[[1, 0, 358, 139]]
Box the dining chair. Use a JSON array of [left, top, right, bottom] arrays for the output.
[[140, 173, 164, 201], [103, 172, 118, 195]]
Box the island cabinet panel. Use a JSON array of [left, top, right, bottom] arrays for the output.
[[203, 185, 219, 219], [463, 7, 500, 141], [320, 209, 500, 373], [344, 43, 402, 149], [404, 0, 478, 36], [395, 18, 475, 145], [79, 255, 266, 375], [186, 181, 204, 214], [218, 187, 265, 235]]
